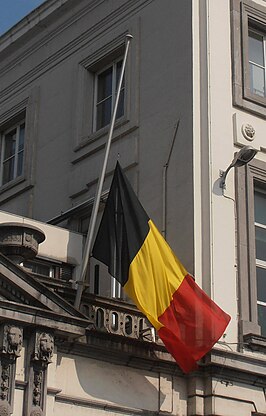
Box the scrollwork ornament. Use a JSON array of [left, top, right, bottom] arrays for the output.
[[0, 360, 10, 402], [33, 369, 43, 406]]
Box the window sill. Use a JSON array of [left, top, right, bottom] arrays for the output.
[[243, 333, 266, 353], [73, 116, 129, 153], [0, 176, 25, 194], [233, 83, 266, 119], [244, 90, 266, 109], [72, 118, 138, 165], [0, 176, 33, 204]]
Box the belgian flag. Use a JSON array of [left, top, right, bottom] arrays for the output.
[[92, 162, 230, 373]]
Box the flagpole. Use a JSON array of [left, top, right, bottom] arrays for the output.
[[74, 34, 133, 309]]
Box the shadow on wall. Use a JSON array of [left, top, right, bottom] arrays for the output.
[[69, 354, 166, 412]]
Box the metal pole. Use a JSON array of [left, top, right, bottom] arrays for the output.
[[74, 34, 133, 309], [162, 119, 180, 238]]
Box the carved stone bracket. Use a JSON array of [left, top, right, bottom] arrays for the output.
[[32, 332, 54, 365], [0, 325, 23, 416], [25, 331, 54, 416]]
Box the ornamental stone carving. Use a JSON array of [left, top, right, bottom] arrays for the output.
[[6, 327, 22, 357], [0, 324, 23, 416], [33, 368, 43, 407], [0, 359, 10, 401], [0, 223, 45, 264], [241, 123, 256, 141], [0, 325, 23, 358], [25, 331, 54, 416], [32, 333, 54, 364], [0, 401, 10, 416], [30, 408, 43, 416]]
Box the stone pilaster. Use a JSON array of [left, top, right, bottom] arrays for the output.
[[0, 324, 23, 416], [24, 331, 54, 416]]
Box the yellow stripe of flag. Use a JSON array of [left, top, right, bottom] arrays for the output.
[[124, 220, 187, 330]]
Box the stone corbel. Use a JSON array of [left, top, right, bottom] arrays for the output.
[[24, 331, 54, 416], [0, 324, 23, 416]]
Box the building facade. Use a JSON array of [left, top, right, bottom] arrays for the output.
[[0, 0, 265, 415]]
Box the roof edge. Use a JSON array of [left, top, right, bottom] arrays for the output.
[[0, 0, 69, 53]]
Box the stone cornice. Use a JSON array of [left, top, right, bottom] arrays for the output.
[[0, 0, 69, 52], [0, 0, 152, 103], [57, 331, 266, 380], [201, 347, 266, 384], [0, 300, 89, 337]]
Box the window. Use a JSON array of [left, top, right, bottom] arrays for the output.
[[231, 0, 266, 117], [248, 28, 266, 98], [73, 30, 140, 156], [236, 159, 266, 341], [94, 58, 125, 131], [254, 189, 266, 336], [23, 259, 73, 282], [0, 89, 39, 203], [0, 120, 25, 187]]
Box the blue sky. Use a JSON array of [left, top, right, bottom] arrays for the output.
[[0, 0, 46, 36]]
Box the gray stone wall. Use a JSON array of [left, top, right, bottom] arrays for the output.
[[0, 0, 194, 273]]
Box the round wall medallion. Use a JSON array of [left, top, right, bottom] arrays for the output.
[[241, 123, 255, 141]]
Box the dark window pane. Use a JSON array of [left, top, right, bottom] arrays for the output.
[[97, 67, 112, 102], [254, 191, 266, 225], [19, 124, 25, 151], [255, 226, 266, 262], [249, 30, 264, 66], [17, 151, 24, 177], [2, 157, 15, 185], [116, 60, 125, 89], [256, 267, 266, 303], [4, 131, 16, 159], [116, 88, 125, 119], [96, 97, 112, 130], [258, 304, 266, 336], [250, 63, 265, 97]]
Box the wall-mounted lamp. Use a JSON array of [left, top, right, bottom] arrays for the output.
[[220, 145, 258, 189]]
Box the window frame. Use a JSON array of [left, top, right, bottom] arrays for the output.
[[72, 28, 140, 162], [231, 0, 266, 117], [236, 158, 266, 340], [93, 57, 125, 132], [0, 119, 25, 187], [0, 88, 39, 203], [247, 26, 266, 100], [254, 187, 266, 335]]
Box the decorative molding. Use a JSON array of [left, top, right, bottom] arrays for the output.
[[79, 32, 127, 69], [243, 333, 266, 353], [0, 99, 28, 126], [0, 0, 151, 103], [71, 124, 138, 164], [0, 278, 31, 305], [55, 393, 171, 416], [0, 223, 45, 264]]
